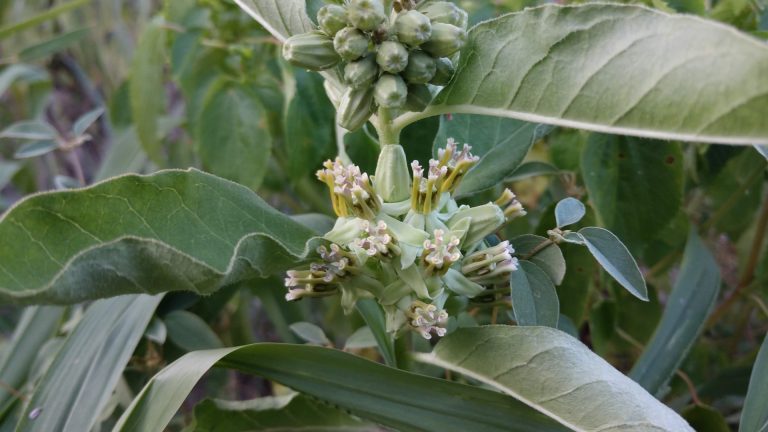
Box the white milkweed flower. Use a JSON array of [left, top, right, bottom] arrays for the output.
[[422, 229, 462, 276], [461, 240, 519, 285], [407, 300, 449, 339]]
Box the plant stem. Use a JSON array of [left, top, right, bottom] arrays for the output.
[[377, 107, 400, 146]]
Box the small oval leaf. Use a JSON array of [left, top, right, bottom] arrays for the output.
[[510, 261, 559, 328], [1, 121, 57, 140], [554, 197, 586, 228], [73, 107, 105, 137], [165, 310, 223, 351], [579, 226, 648, 300], [13, 139, 58, 159], [289, 321, 331, 346]]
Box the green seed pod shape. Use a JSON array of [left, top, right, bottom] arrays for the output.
[[317, 4, 348, 36], [344, 56, 379, 89], [430, 57, 455, 86], [348, 0, 386, 31], [334, 27, 370, 61], [395, 10, 432, 47], [282, 31, 340, 71], [338, 87, 375, 131], [374, 74, 408, 109], [419, 1, 468, 29], [422, 23, 466, 58], [374, 144, 411, 201], [403, 51, 436, 84], [404, 84, 433, 112], [376, 41, 409, 74]]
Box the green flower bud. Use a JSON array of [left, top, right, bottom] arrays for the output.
[[374, 144, 411, 201], [403, 51, 436, 84], [447, 203, 506, 247], [348, 0, 386, 31], [418, 1, 468, 29], [338, 87, 375, 131], [317, 4, 348, 36], [282, 31, 340, 71], [430, 57, 455, 86], [334, 27, 370, 61], [395, 10, 432, 47], [344, 56, 379, 89], [404, 84, 432, 112], [376, 41, 409, 74], [374, 74, 408, 109], [422, 23, 466, 58]]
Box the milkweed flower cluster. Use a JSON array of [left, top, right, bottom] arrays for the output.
[[284, 139, 526, 339]]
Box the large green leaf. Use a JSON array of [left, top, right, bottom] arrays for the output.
[[629, 231, 720, 396], [740, 333, 768, 432], [399, 4, 768, 145], [432, 114, 549, 195], [15, 295, 161, 432], [418, 326, 693, 431], [114, 343, 567, 432], [196, 83, 272, 190], [582, 135, 683, 251], [232, 0, 313, 42], [0, 306, 63, 411], [190, 394, 380, 431], [0, 169, 317, 304]]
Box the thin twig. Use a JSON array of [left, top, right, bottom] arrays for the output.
[[675, 370, 702, 406]]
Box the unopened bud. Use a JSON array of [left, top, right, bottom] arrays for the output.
[[283, 31, 340, 71], [334, 27, 370, 61], [404, 84, 433, 112], [419, 1, 468, 29], [374, 144, 411, 200], [338, 87, 375, 131], [495, 189, 527, 221], [403, 50, 436, 84], [344, 56, 379, 89], [430, 57, 455, 86], [447, 203, 505, 247], [422, 23, 466, 58], [317, 4, 348, 36], [395, 10, 432, 47], [374, 74, 408, 109], [376, 41, 409, 73], [348, 0, 386, 31]]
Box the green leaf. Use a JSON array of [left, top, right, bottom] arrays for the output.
[[283, 69, 335, 179], [0, 0, 89, 40], [510, 261, 559, 327], [13, 140, 58, 159], [130, 18, 167, 165], [420, 3, 768, 145], [15, 294, 161, 432], [554, 198, 586, 228], [196, 83, 272, 190], [578, 227, 648, 301], [506, 161, 559, 182], [232, 0, 314, 42], [417, 326, 694, 432], [0, 121, 57, 140], [629, 231, 720, 396], [93, 128, 147, 182], [740, 332, 768, 432], [190, 394, 380, 431], [756, 145, 768, 160], [114, 343, 567, 432], [511, 235, 565, 285], [432, 114, 549, 195], [72, 107, 104, 137], [0, 169, 318, 304], [17, 28, 91, 62], [289, 321, 331, 345], [165, 310, 223, 351], [682, 405, 730, 432], [0, 64, 47, 96], [355, 298, 397, 367], [0, 161, 20, 190], [344, 326, 376, 349], [582, 135, 683, 251], [0, 306, 64, 410]]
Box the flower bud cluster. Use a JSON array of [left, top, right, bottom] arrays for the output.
[[282, 0, 468, 130], [284, 140, 526, 340]]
